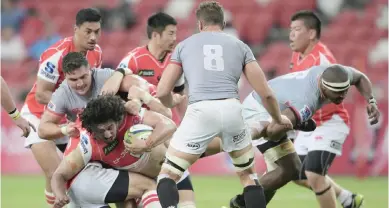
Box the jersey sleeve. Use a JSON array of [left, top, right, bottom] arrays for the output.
[[37, 48, 64, 84], [170, 43, 183, 66], [239, 42, 256, 66], [117, 53, 137, 74], [78, 132, 93, 164], [287, 101, 315, 123], [46, 85, 67, 116]]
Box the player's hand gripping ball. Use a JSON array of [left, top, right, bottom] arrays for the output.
[[124, 124, 153, 155]]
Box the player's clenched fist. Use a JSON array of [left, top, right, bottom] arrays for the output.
[[367, 100, 380, 125], [53, 195, 70, 208], [61, 122, 80, 137]]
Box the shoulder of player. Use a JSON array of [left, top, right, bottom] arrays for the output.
[[94, 44, 102, 52], [78, 130, 95, 156]]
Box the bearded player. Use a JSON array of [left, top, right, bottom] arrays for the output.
[[51, 95, 192, 208], [289, 11, 363, 208], [20, 8, 103, 207], [38, 52, 171, 143]]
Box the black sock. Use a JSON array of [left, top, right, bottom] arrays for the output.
[[157, 178, 179, 208], [264, 189, 277, 205], [243, 185, 266, 208], [235, 193, 245, 206]]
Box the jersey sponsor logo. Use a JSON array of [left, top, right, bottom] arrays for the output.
[[80, 134, 89, 154], [44, 62, 56, 73], [299, 105, 312, 122], [138, 69, 155, 77], [47, 101, 56, 111], [40, 70, 56, 81], [233, 129, 247, 144], [103, 139, 119, 155], [186, 142, 200, 150], [330, 140, 342, 151]]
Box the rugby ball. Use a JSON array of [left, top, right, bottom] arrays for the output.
[[124, 124, 153, 144]]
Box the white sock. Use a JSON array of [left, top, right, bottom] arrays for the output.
[[140, 190, 161, 208], [338, 189, 353, 206], [45, 189, 55, 207]]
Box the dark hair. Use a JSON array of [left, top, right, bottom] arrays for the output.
[[80, 95, 125, 133], [62, 52, 89, 74], [195, 1, 224, 28], [146, 12, 177, 39], [76, 8, 102, 26], [291, 10, 321, 39]]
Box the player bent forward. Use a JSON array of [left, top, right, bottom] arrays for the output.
[[229, 64, 379, 208], [51, 95, 194, 208]]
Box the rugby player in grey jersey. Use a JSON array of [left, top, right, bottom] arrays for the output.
[[229, 64, 379, 208]]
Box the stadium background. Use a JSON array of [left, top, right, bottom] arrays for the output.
[[1, 0, 388, 207]]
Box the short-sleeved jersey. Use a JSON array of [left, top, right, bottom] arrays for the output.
[[290, 42, 349, 125], [65, 112, 145, 168], [172, 32, 256, 104], [64, 112, 145, 189], [117, 46, 170, 85], [46, 68, 115, 121], [251, 65, 354, 123], [24, 37, 103, 118], [118, 46, 183, 125]]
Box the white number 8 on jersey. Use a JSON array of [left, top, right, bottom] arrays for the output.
[[203, 45, 224, 71]]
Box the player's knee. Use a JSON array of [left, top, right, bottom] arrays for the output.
[[178, 201, 196, 208], [305, 171, 328, 190], [230, 148, 255, 172], [160, 152, 191, 182]]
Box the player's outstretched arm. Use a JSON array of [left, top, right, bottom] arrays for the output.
[[51, 146, 86, 207], [243, 62, 291, 129], [1, 76, 36, 137], [128, 85, 172, 118], [348, 67, 375, 102], [142, 110, 177, 149], [1, 76, 18, 112], [347, 66, 380, 124], [39, 111, 79, 140], [100, 68, 133, 95], [156, 63, 183, 108]]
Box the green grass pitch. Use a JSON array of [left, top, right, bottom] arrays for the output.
[[1, 175, 387, 208]]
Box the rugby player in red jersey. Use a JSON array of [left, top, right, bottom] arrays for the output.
[[51, 95, 193, 208], [21, 8, 103, 207]]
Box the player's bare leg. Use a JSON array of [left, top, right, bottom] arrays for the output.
[[228, 144, 266, 208], [131, 143, 196, 207], [156, 146, 200, 208], [306, 171, 337, 208], [125, 172, 162, 208], [30, 141, 62, 207], [294, 169, 363, 208]]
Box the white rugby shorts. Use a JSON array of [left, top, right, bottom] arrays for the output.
[[169, 98, 252, 154], [294, 115, 350, 156], [21, 105, 69, 148]]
